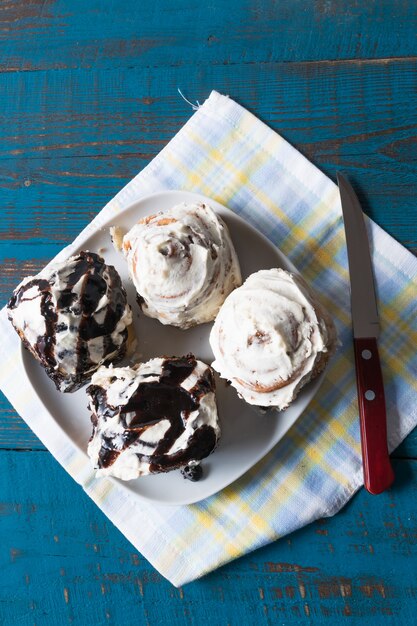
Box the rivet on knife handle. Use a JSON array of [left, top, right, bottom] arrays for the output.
[[353, 337, 394, 494]]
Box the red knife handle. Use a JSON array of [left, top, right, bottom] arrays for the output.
[[353, 337, 394, 494]]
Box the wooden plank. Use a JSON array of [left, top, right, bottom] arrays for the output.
[[0, 58, 416, 455], [0, 60, 416, 249], [0, 451, 416, 624], [0, 396, 44, 450], [1, 1, 416, 622], [1, 0, 417, 72]]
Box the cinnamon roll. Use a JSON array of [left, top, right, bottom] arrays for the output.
[[7, 251, 133, 392], [118, 202, 241, 329], [86, 355, 220, 481], [209, 269, 337, 410]]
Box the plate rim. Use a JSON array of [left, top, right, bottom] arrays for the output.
[[19, 189, 324, 506]]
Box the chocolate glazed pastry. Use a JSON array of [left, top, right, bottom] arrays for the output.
[[7, 251, 133, 392], [86, 355, 220, 481]]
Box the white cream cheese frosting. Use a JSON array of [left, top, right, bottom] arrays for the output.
[[119, 202, 242, 329], [86, 355, 220, 480], [7, 251, 133, 392], [209, 268, 337, 409]]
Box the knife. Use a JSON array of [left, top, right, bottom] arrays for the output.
[[337, 173, 394, 495]]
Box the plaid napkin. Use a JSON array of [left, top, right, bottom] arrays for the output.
[[1, 91, 417, 586]]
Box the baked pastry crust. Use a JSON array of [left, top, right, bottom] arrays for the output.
[[210, 268, 337, 410], [119, 202, 242, 329]]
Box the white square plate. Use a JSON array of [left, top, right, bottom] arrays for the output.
[[21, 191, 324, 505]]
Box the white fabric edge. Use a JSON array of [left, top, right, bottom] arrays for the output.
[[0, 90, 416, 587]]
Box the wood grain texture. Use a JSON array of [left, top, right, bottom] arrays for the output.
[[0, 0, 417, 72], [0, 60, 416, 249], [1, 0, 417, 623], [1, 57, 416, 456], [1, 452, 417, 625]]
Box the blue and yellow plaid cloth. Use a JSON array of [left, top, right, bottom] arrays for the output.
[[1, 91, 417, 586]]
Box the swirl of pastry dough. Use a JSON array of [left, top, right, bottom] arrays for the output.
[[209, 268, 337, 409], [121, 202, 241, 329]]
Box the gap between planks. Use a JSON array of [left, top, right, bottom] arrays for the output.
[[0, 55, 416, 76]]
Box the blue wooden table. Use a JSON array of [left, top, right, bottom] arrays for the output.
[[1, 2, 417, 624]]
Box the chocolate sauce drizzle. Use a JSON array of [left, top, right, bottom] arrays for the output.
[[8, 251, 130, 392], [9, 277, 58, 368], [87, 355, 217, 475]]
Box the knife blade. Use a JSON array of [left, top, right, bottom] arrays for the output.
[[337, 172, 394, 495]]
